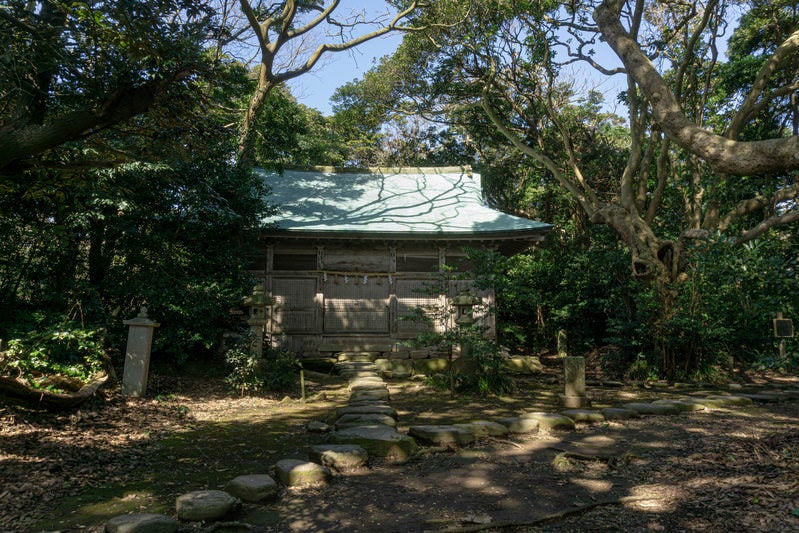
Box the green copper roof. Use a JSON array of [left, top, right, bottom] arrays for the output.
[[258, 167, 551, 238]]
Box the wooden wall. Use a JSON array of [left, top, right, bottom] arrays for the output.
[[250, 241, 495, 358]]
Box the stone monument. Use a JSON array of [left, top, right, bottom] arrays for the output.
[[560, 355, 591, 408], [122, 307, 159, 397]]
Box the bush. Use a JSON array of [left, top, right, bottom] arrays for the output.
[[1, 318, 106, 389], [224, 333, 300, 396]]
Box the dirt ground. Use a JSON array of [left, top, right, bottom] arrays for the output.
[[1, 362, 798, 532]]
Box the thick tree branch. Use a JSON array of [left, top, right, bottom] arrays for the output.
[[718, 182, 799, 232], [0, 73, 188, 172], [736, 211, 799, 245], [727, 29, 799, 139], [594, 0, 799, 176]]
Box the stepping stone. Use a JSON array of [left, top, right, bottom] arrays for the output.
[[309, 444, 369, 472], [601, 407, 641, 420], [346, 399, 393, 408], [105, 513, 178, 533], [348, 376, 386, 387], [224, 474, 277, 503], [349, 382, 388, 393], [328, 426, 418, 463], [560, 409, 606, 424], [520, 412, 576, 431], [275, 459, 331, 487], [736, 392, 781, 403], [496, 417, 540, 434], [454, 420, 509, 437], [622, 402, 681, 415], [408, 425, 476, 447], [675, 397, 710, 410], [338, 352, 379, 362], [306, 420, 332, 433], [336, 413, 396, 429], [651, 399, 701, 412], [336, 404, 397, 419], [176, 490, 238, 521], [704, 395, 754, 407], [350, 389, 390, 402]]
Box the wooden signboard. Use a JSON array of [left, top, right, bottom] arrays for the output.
[[773, 317, 794, 338]]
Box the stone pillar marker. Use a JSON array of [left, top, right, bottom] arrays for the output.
[[560, 355, 591, 408], [122, 307, 159, 397]]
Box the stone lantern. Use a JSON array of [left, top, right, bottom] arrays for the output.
[[452, 290, 481, 327], [451, 290, 481, 358], [243, 284, 274, 357]]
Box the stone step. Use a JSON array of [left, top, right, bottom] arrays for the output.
[[408, 425, 476, 447], [329, 426, 418, 463], [309, 444, 369, 472], [275, 459, 331, 487]]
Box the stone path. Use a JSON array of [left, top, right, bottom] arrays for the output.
[[104, 358, 799, 531]]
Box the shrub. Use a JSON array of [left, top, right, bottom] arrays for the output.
[[224, 333, 300, 396], [1, 319, 106, 388]]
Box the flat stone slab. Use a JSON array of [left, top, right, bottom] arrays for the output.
[[309, 444, 369, 471], [336, 404, 397, 419], [735, 393, 782, 403], [328, 426, 418, 463], [703, 395, 754, 407], [673, 397, 711, 409], [622, 402, 681, 415], [560, 409, 606, 424], [349, 376, 386, 385], [224, 474, 277, 502], [408, 425, 476, 447], [454, 420, 509, 437], [350, 389, 390, 402], [336, 413, 397, 428], [601, 407, 641, 420], [337, 352, 379, 362], [306, 420, 332, 433], [349, 382, 389, 393], [519, 412, 576, 431], [496, 417, 540, 434], [651, 399, 702, 412], [176, 490, 238, 521], [105, 513, 178, 533], [275, 459, 331, 487]]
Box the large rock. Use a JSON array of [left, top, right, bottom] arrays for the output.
[[502, 356, 543, 374], [105, 513, 177, 533], [408, 425, 476, 447], [519, 412, 576, 431], [412, 358, 450, 375], [275, 459, 331, 487], [651, 399, 703, 412], [175, 490, 238, 521], [560, 409, 605, 424], [328, 426, 418, 463], [309, 444, 369, 472], [224, 474, 277, 502], [373, 358, 414, 378], [704, 394, 755, 407], [601, 407, 641, 420], [622, 402, 681, 415], [454, 420, 509, 437], [336, 413, 396, 429], [496, 417, 540, 434]]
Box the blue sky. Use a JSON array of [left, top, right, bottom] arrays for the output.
[[286, 23, 403, 116]]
